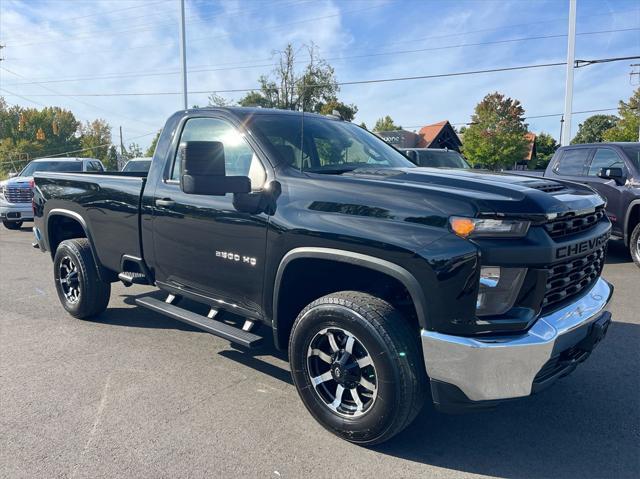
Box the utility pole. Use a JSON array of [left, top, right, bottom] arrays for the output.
[[561, 0, 577, 146], [119, 126, 125, 162], [179, 0, 188, 109]]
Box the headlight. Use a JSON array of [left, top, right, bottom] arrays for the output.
[[450, 216, 530, 238], [476, 266, 527, 316]]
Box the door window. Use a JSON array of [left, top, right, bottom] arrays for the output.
[[171, 117, 266, 190], [587, 149, 625, 176], [555, 149, 590, 176], [85, 161, 102, 172]]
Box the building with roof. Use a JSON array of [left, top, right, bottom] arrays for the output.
[[376, 120, 462, 152]]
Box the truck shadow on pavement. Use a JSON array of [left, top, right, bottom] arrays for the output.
[[606, 239, 633, 265], [375, 320, 640, 478]]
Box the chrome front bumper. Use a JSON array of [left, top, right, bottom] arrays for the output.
[[421, 277, 613, 402], [0, 202, 33, 220]]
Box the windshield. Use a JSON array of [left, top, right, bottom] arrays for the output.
[[621, 145, 640, 171], [20, 160, 82, 176], [123, 160, 151, 173], [249, 114, 415, 173], [415, 150, 470, 169]]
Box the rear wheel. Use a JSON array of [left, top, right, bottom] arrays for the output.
[[289, 291, 426, 445], [630, 223, 640, 268], [53, 238, 111, 318], [2, 220, 23, 230]]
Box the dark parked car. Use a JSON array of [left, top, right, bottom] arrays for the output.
[[32, 108, 613, 445], [122, 157, 152, 173], [401, 148, 470, 169], [543, 142, 640, 266]]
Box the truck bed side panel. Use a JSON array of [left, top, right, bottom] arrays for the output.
[[36, 173, 145, 273]]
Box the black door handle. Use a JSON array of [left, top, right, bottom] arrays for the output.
[[156, 198, 175, 207]]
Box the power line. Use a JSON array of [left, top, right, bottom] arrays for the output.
[[1, 67, 156, 131], [4, 27, 637, 87], [0, 61, 572, 97]]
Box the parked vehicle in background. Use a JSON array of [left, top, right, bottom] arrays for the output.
[[0, 158, 104, 230], [544, 142, 640, 267], [122, 157, 152, 173], [401, 148, 470, 169], [33, 107, 613, 444]]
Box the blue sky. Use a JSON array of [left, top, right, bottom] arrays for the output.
[[1, 0, 638, 149]]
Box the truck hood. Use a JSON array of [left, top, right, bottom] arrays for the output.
[[343, 167, 604, 219]]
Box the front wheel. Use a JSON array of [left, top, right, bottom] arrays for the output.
[[289, 291, 426, 445], [53, 238, 111, 318], [630, 222, 640, 268], [2, 220, 23, 230]]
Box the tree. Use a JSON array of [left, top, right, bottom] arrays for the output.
[[571, 114, 619, 144], [319, 99, 358, 121], [80, 119, 112, 165], [603, 87, 640, 142], [373, 115, 401, 132], [145, 131, 161, 157], [106, 146, 119, 170], [461, 92, 529, 170], [222, 43, 356, 118], [124, 142, 143, 160], [532, 132, 558, 169], [0, 99, 81, 175]]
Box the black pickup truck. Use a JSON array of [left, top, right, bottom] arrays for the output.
[[33, 108, 613, 445]]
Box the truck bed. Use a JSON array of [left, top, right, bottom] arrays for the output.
[[34, 172, 146, 273]]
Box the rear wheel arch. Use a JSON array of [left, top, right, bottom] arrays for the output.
[[272, 247, 428, 350], [47, 210, 113, 282]]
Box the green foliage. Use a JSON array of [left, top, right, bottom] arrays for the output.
[[461, 92, 529, 170], [124, 142, 143, 160], [571, 114, 619, 144], [359, 122, 368, 130], [532, 132, 558, 169], [220, 43, 357, 119], [0, 99, 81, 174], [106, 146, 119, 171], [80, 119, 112, 164], [319, 99, 358, 121], [603, 87, 640, 142], [373, 116, 401, 132], [145, 131, 161, 157]]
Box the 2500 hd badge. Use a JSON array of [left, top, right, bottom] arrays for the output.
[[556, 231, 610, 259]]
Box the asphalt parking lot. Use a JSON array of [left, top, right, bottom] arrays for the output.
[[1, 226, 638, 479]]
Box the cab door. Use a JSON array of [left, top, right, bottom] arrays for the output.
[[150, 115, 270, 319], [582, 147, 627, 235]]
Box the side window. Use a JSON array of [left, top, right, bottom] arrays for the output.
[[171, 118, 266, 190], [555, 149, 590, 176], [85, 161, 101, 172], [587, 149, 625, 176]]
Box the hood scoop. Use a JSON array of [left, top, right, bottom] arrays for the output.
[[524, 181, 567, 193]]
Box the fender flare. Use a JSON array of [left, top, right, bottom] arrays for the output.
[[47, 208, 109, 281], [624, 199, 640, 245], [272, 247, 429, 349]]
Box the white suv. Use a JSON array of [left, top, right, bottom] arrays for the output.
[[1, 157, 104, 230]]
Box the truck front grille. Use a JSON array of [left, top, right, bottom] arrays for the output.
[[542, 246, 605, 310], [544, 206, 605, 239], [4, 186, 33, 204]]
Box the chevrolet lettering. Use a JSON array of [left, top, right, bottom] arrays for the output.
[[556, 231, 611, 259], [32, 107, 614, 445]]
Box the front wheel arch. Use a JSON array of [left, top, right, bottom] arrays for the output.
[[272, 248, 428, 350]]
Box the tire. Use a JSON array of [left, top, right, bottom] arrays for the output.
[[630, 222, 640, 268], [2, 220, 23, 230], [53, 238, 111, 319], [289, 291, 426, 445]]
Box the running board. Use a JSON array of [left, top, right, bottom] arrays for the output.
[[135, 297, 262, 348]]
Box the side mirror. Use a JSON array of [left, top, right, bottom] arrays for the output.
[[180, 141, 251, 196], [404, 150, 418, 163], [598, 167, 626, 185], [8, 171, 17, 178]]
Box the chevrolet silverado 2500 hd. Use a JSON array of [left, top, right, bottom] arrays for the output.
[[32, 108, 613, 445]]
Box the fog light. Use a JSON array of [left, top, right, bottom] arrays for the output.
[[476, 266, 527, 316]]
